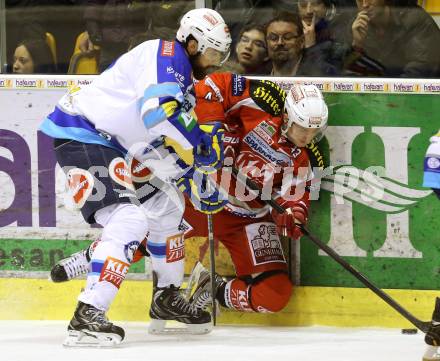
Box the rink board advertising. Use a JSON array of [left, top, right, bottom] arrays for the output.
[[0, 76, 439, 290]]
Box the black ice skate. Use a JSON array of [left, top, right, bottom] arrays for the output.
[[186, 262, 226, 314], [63, 301, 124, 347], [50, 249, 89, 282], [423, 298, 440, 360], [148, 272, 212, 335]]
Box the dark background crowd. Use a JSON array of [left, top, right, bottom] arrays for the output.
[[3, 0, 440, 78]]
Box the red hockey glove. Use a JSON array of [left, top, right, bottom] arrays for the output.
[[272, 204, 308, 240]]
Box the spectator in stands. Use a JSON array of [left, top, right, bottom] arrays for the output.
[[297, 0, 355, 48], [12, 38, 55, 74], [6, 0, 83, 73], [214, 0, 293, 58], [266, 12, 304, 76], [230, 23, 270, 75], [266, 11, 341, 76], [347, 0, 440, 77]]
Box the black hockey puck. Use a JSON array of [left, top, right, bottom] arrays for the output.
[[401, 328, 418, 334]]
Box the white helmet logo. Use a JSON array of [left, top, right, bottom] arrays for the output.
[[203, 13, 220, 26]]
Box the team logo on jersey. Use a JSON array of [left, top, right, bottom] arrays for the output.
[[161, 40, 175, 57], [66, 168, 94, 208], [129, 157, 152, 183], [232, 74, 246, 96], [235, 151, 281, 182], [178, 112, 196, 131], [166, 233, 185, 263], [124, 240, 140, 263], [109, 158, 135, 191], [245, 223, 285, 266], [99, 256, 130, 288], [426, 157, 440, 171]]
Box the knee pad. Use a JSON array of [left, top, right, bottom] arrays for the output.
[[95, 203, 149, 263], [142, 189, 184, 233], [250, 271, 293, 313]]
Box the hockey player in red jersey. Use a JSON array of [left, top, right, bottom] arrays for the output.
[[51, 73, 328, 318], [177, 73, 328, 313]]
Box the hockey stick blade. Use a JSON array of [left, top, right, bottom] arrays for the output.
[[232, 166, 431, 333]]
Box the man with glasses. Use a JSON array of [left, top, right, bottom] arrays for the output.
[[265, 11, 340, 76]]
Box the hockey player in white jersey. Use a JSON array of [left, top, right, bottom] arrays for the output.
[[40, 8, 231, 346], [423, 130, 440, 199], [423, 130, 440, 361]]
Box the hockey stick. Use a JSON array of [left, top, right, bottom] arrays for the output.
[[231, 166, 431, 333], [206, 180, 217, 326]]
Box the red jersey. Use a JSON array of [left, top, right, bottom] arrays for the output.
[[194, 72, 311, 218]]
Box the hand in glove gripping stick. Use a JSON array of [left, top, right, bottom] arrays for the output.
[[271, 200, 308, 240], [194, 122, 225, 174], [177, 170, 228, 214]]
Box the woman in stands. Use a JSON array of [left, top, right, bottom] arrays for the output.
[[12, 38, 55, 74]]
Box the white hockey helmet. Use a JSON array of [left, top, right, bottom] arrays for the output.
[[176, 8, 232, 64], [282, 83, 328, 141]]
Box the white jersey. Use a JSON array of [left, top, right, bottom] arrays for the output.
[[423, 129, 440, 190], [40, 39, 202, 154]]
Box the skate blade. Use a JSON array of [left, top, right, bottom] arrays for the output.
[[148, 319, 212, 335], [63, 330, 122, 347], [424, 346, 440, 361], [184, 261, 206, 300]]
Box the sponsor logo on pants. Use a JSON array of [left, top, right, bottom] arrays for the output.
[[230, 288, 252, 312], [246, 222, 286, 265], [99, 257, 130, 288], [166, 234, 185, 263]]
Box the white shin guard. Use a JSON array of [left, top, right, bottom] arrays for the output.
[[142, 189, 185, 288], [79, 203, 149, 311]]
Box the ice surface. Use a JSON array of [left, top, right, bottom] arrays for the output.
[[0, 321, 427, 361]]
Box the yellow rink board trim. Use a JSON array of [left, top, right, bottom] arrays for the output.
[[0, 278, 436, 328]]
